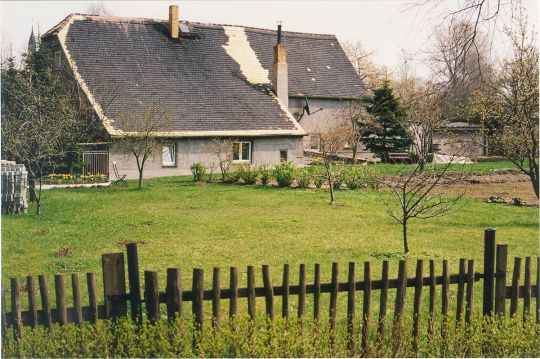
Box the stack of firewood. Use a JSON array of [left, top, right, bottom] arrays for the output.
[[1, 160, 28, 214]]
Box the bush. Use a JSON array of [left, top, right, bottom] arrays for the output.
[[331, 167, 344, 190], [190, 163, 206, 182], [296, 168, 312, 188], [234, 164, 259, 185], [311, 167, 326, 188], [258, 165, 272, 185], [343, 166, 363, 189], [272, 162, 296, 187], [3, 315, 538, 358]]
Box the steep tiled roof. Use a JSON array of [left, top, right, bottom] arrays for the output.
[[46, 14, 365, 136]]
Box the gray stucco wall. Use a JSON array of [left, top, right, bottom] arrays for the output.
[[433, 129, 485, 157], [109, 136, 304, 179]]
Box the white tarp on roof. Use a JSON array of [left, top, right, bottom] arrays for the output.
[[432, 153, 473, 164]]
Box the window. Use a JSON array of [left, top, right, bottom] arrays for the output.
[[232, 141, 251, 162], [280, 150, 288, 162], [54, 51, 62, 70], [161, 144, 176, 166]]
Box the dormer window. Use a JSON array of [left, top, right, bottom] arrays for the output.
[[54, 51, 62, 70]]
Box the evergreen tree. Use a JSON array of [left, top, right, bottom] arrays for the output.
[[363, 81, 412, 161]]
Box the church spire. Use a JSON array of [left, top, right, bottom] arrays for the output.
[[27, 26, 36, 54]]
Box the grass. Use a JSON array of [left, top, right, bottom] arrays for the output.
[[359, 160, 525, 175]]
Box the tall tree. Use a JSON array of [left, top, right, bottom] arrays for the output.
[[363, 81, 412, 162]]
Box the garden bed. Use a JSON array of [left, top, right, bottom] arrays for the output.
[[41, 181, 111, 190]]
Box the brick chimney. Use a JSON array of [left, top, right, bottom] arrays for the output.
[[169, 5, 179, 39], [272, 24, 288, 108]]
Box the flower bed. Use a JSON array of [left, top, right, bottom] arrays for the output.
[[44, 173, 108, 185]]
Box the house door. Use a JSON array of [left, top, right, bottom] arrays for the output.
[[82, 150, 109, 177]]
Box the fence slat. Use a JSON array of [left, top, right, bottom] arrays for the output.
[[298, 264, 306, 319], [166, 268, 182, 321], [192, 268, 204, 329], [510, 257, 522, 317], [465, 260, 475, 323], [441, 260, 449, 318], [247, 266, 256, 320], [229, 267, 238, 318], [314, 263, 321, 321], [456, 259, 465, 321], [483, 228, 496, 316], [212, 268, 221, 327], [523, 257, 531, 320], [262, 265, 274, 320], [495, 244, 508, 315], [102, 253, 127, 319], [11, 278, 21, 337], [87, 273, 98, 324], [329, 262, 339, 331], [412, 259, 423, 353], [126, 243, 142, 323], [536, 257, 540, 324], [2, 286, 7, 336], [378, 260, 389, 339], [347, 262, 355, 351], [27, 276, 38, 329], [428, 260, 436, 338], [282, 264, 289, 319], [394, 260, 407, 323], [38, 275, 53, 331], [144, 271, 160, 323], [71, 274, 83, 326], [361, 261, 371, 357], [55, 275, 67, 325]]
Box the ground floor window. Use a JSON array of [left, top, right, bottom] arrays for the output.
[[280, 150, 288, 162], [233, 141, 251, 162], [161, 143, 176, 166]]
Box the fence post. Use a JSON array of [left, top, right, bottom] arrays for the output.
[[10, 278, 21, 338], [1, 286, 6, 337], [126, 243, 142, 323], [394, 260, 407, 323], [377, 260, 389, 340], [329, 262, 339, 332], [102, 253, 127, 319], [247, 266, 256, 320], [362, 261, 372, 357], [192, 268, 204, 330], [262, 265, 274, 320], [282, 264, 289, 319], [38, 275, 53, 332], [456, 259, 466, 321], [523, 257, 531, 320], [427, 260, 436, 339], [298, 264, 306, 319], [494, 244, 508, 315], [229, 267, 238, 318], [27, 276, 38, 329], [166, 268, 182, 321], [212, 268, 221, 327], [483, 228, 496, 316], [465, 260, 475, 323], [71, 274, 83, 326], [313, 263, 321, 321], [144, 271, 160, 323], [346, 262, 356, 351], [87, 273, 98, 324], [412, 260, 423, 354], [510, 257, 521, 317], [55, 275, 67, 325], [536, 257, 540, 323]]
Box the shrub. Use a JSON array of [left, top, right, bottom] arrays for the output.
[[296, 168, 312, 189], [258, 165, 272, 185], [190, 163, 206, 182], [272, 162, 296, 187], [234, 164, 259, 185], [343, 166, 362, 190], [311, 167, 326, 188], [331, 168, 344, 190]]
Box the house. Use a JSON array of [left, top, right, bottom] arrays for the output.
[[432, 122, 486, 158], [40, 5, 367, 179]]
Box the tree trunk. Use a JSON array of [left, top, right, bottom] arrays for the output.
[[402, 221, 409, 253], [351, 144, 358, 165], [529, 157, 539, 199], [418, 157, 425, 171], [28, 178, 36, 203], [35, 179, 42, 216], [138, 170, 143, 188]]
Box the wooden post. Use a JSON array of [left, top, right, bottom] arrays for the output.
[[298, 264, 306, 319], [347, 262, 356, 351], [362, 261, 372, 357], [87, 273, 98, 324], [27, 276, 38, 329], [10, 278, 21, 337], [166, 268, 182, 321], [144, 271, 160, 323], [212, 268, 221, 327], [495, 244, 508, 316], [192, 268, 204, 329], [38, 275, 53, 331], [229, 267, 238, 318], [483, 228, 496, 316], [329, 262, 339, 332], [314, 263, 321, 321], [394, 260, 407, 323], [412, 260, 423, 354], [465, 260, 475, 323], [378, 260, 389, 339], [282, 264, 289, 319], [71, 274, 83, 326], [262, 265, 274, 320], [247, 266, 256, 320], [102, 253, 127, 319], [441, 260, 449, 317], [456, 259, 466, 321], [536, 257, 540, 324], [126, 243, 142, 323], [55, 275, 67, 325], [510, 257, 521, 318], [428, 260, 436, 338], [523, 257, 531, 320], [1, 286, 7, 337]]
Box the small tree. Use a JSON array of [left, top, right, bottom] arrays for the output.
[[318, 122, 352, 205], [339, 100, 379, 164], [363, 81, 412, 162], [114, 107, 172, 188], [205, 138, 235, 182]]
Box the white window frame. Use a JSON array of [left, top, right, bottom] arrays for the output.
[[232, 141, 251, 163], [161, 143, 176, 167]]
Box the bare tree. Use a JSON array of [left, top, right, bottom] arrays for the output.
[[339, 100, 379, 164], [379, 158, 467, 253], [114, 106, 172, 188], [86, 2, 113, 16], [318, 122, 352, 205], [342, 40, 389, 90], [205, 138, 235, 182], [470, 14, 539, 198]]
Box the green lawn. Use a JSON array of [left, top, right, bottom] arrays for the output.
[[361, 160, 524, 175]]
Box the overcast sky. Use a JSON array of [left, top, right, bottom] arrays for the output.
[[1, 0, 538, 76]]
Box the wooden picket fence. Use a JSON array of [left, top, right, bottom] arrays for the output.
[[3, 229, 539, 349]]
